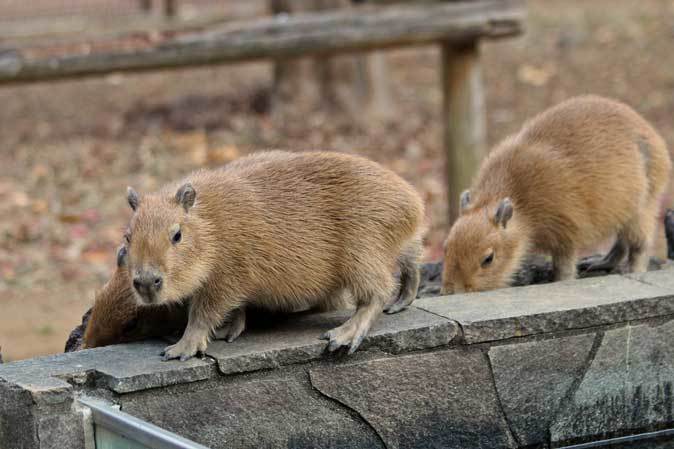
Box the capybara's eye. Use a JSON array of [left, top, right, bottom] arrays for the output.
[[481, 251, 494, 268], [171, 229, 182, 245]]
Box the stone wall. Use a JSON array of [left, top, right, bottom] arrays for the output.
[[1, 269, 674, 448]]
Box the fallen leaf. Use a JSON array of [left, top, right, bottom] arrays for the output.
[[11, 191, 30, 208], [32, 200, 49, 214], [69, 224, 89, 240], [59, 214, 82, 224], [82, 249, 111, 265], [595, 26, 616, 44], [81, 209, 101, 224], [60, 264, 82, 281], [170, 130, 208, 165], [14, 222, 38, 243], [207, 145, 240, 165], [31, 164, 49, 180], [517, 64, 555, 87], [1, 264, 15, 280]]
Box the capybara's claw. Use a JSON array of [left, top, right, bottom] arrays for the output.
[[319, 331, 332, 341], [348, 335, 365, 354]]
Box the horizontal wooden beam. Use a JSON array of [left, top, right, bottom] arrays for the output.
[[0, 0, 524, 85]]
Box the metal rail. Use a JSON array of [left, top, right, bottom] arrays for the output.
[[79, 397, 210, 449]]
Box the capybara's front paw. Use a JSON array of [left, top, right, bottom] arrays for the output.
[[160, 336, 207, 362]]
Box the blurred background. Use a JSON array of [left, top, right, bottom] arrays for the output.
[[1, 0, 673, 361]]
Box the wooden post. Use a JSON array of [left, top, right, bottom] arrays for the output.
[[269, 0, 310, 109], [139, 0, 152, 13], [164, 0, 177, 18], [442, 40, 487, 225]]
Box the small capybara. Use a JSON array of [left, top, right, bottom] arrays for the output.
[[124, 150, 425, 360], [82, 245, 188, 349], [442, 95, 671, 294]]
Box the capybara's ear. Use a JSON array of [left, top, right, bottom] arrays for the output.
[[175, 183, 197, 212], [127, 187, 140, 211], [116, 245, 128, 268], [459, 190, 471, 213], [493, 198, 513, 229]]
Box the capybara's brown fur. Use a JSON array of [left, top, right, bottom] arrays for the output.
[[125, 150, 425, 360], [82, 246, 187, 349], [442, 95, 671, 294]]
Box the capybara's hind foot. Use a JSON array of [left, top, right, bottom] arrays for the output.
[[319, 301, 382, 354], [320, 320, 368, 355], [213, 308, 246, 343], [582, 238, 628, 274], [384, 294, 411, 314]]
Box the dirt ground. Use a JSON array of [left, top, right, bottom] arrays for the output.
[[2, 0, 674, 361]]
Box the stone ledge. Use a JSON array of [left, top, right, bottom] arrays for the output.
[[0, 341, 215, 398], [207, 307, 457, 374], [0, 306, 457, 400], [3, 271, 673, 400], [415, 272, 674, 343], [2, 268, 674, 448]]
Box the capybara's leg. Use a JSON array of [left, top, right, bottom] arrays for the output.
[[385, 236, 422, 314], [552, 247, 577, 282], [585, 236, 628, 273], [213, 307, 246, 343], [625, 202, 658, 273], [162, 291, 237, 361]]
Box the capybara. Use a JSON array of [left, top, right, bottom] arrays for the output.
[[125, 150, 424, 360], [442, 96, 671, 293]]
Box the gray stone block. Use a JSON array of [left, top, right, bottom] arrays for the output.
[[90, 342, 215, 393], [488, 333, 597, 446], [122, 377, 383, 449], [207, 308, 457, 374], [415, 275, 674, 343], [36, 408, 85, 449], [0, 382, 38, 449], [551, 318, 674, 444], [626, 265, 674, 290], [310, 350, 517, 449], [0, 382, 87, 449], [0, 341, 214, 397]]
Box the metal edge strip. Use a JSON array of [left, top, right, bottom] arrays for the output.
[[78, 397, 211, 449], [560, 427, 674, 449]]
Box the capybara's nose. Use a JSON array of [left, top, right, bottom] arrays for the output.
[[133, 273, 163, 297], [132, 277, 143, 293]]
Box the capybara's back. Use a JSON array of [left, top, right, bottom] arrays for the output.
[[215, 151, 424, 311]]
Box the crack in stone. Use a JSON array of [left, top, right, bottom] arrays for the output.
[[626, 273, 671, 290], [625, 325, 632, 385], [547, 331, 605, 447], [483, 348, 521, 448], [307, 371, 389, 449], [458, 310, 674, 349], [411, 306, 465, 344]]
